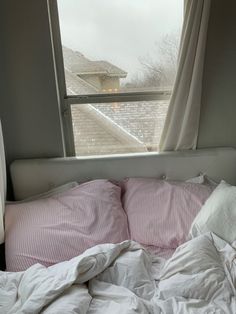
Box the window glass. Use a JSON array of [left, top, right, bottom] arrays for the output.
[[71, 101, 169, 155], [57, 0, 183, 95], [57, 0, 183, 156]]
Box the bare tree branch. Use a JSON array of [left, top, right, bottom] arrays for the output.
[[123, 32, 181, 90]]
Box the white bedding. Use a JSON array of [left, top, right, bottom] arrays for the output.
[[1, 233, 236, 313]]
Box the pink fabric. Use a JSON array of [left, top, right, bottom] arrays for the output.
[[5, 180, 129, 272], [122, 178, 213, 249]]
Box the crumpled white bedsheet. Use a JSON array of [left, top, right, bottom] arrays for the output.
[[1, 232, 236, 313]]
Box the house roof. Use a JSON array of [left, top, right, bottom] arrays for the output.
[[71, 101, 168, 155], [63, 46, 127, 78], [92, 101, 168, 148], [64, 69, 98, 94], [62, 46, 168, 155]]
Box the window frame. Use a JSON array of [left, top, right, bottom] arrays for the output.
[[48, 0, 173, 156]]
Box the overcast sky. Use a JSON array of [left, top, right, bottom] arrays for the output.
[[57, 0, 183, 82]]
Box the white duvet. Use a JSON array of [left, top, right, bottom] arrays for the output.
[[1, 233, 236, 313]]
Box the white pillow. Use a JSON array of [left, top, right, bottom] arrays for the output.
[[186, 174, 217, 185], [189, 181, 236, 243], [186, 174, 205, 184]]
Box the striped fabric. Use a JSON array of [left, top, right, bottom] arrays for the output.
[[121, 178, 213, 249], [5, 180, 129, 272]]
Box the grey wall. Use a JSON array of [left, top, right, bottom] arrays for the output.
[[0, 0, 65, 167], [1, 0, 236, 164], [198, 0, 236, 148]]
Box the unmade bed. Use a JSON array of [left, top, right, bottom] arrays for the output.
[[1, 148, 236, 313]]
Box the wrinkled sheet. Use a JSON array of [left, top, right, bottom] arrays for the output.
[[1, 233, 236, 313]]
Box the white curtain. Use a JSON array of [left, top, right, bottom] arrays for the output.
[[159, 0, 212, 151], [0, 121, 6, 244]]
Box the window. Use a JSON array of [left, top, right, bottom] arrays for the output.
[[53, 0, 183, 156]]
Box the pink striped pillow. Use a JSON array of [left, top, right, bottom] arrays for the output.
[[5, 180, 129, 272], [121, 178, 213, 249]]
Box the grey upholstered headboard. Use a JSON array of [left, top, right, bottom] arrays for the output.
[[10, 147, 236, 200]]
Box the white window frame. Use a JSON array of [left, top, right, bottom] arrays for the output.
[[48, 0, 172, 156]]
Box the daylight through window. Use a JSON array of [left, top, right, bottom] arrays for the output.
[[56, 0, 183, 156]]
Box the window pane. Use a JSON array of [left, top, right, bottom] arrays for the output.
[[57, 0, 183, 95], [71, 101, 168, 156]]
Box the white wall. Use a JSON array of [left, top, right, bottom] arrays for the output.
[[198, 0, 236, 148]]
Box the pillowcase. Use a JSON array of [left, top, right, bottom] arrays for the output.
[[122, 178, 213, 249], [189, 180, 236, 243], [5, 179, 129, 272], [7, 181, 79, 204]]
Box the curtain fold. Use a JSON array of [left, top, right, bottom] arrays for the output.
[[0, 121, 6, 244], [159, 0, 211, 151]]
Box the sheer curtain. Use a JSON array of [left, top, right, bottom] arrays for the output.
[[0, 121, 6, 244], [159, 0, 212, 151]]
